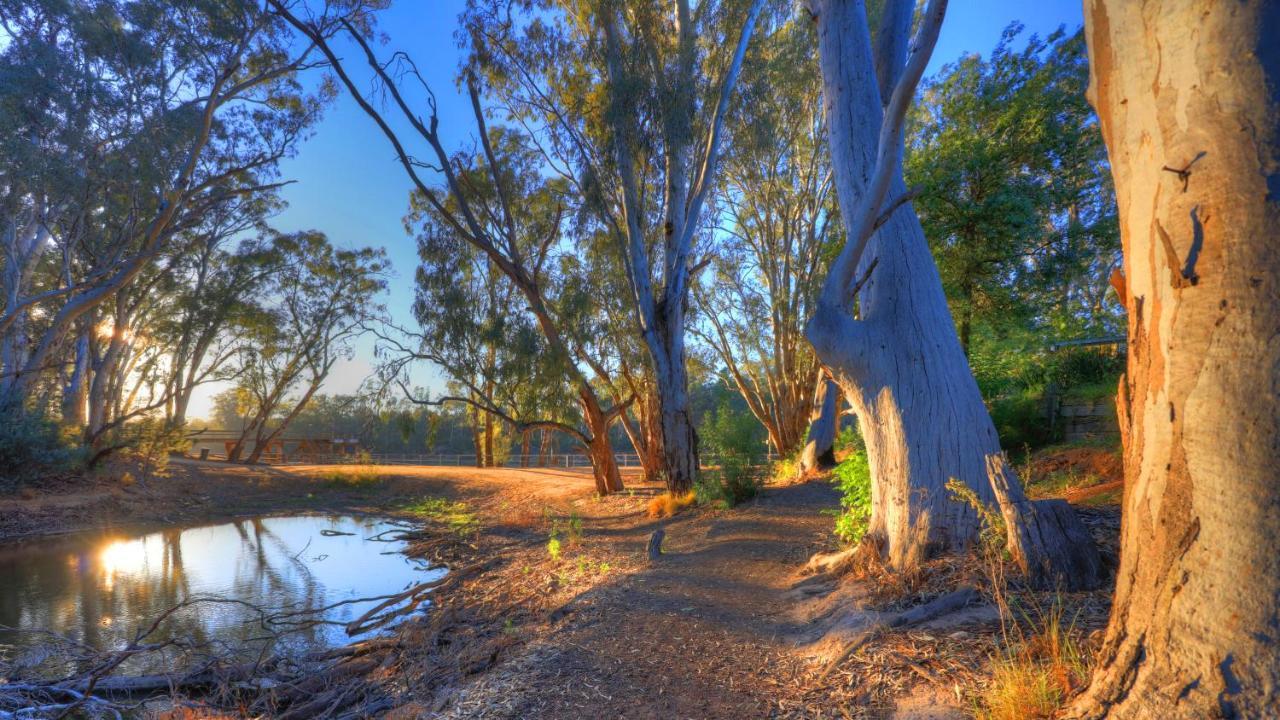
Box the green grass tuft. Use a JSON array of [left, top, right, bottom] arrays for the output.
[[404, 497, 479, 536]]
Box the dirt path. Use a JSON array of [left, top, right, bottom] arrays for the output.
[[428, 480, 911, 719]]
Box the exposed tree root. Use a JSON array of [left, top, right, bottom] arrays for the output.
[[810, 587, 979, 680]]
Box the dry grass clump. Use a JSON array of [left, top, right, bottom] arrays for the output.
[[317, 465, 386, 488], [974, 602, 1089, 719], [646, 491, 696, 518]]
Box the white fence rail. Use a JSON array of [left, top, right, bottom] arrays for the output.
[[288, 452, 779, 468], [361, 453, 642, 468]]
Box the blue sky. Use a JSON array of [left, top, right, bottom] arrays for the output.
[[189, 0, 1087, 420]]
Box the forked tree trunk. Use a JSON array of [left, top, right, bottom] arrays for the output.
[[808, 0, 1097, 580], [799, 376, 839, 473], [582, 391, 624, 495], [1067, 1, 1280, 716], [617, 380, 664, 483]]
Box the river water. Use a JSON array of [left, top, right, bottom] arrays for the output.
[[0, 514, 441, 674]]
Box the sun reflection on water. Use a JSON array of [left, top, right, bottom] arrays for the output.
[[98, 536, 152, 590]]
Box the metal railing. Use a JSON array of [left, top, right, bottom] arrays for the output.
[[283, 451, 779, 469], [361, 452, 643, 468]]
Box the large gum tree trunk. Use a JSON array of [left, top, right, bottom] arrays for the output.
[[810, 0, 1003, 565], [808, 0, 1098, 582], [652, 307, 698, 493], [1068, 1, 1280, 716]]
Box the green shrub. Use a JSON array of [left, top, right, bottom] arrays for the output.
[[769, 450, 801, 483], [405, 497, 478, 536], [829, 449, 872, 545], [1045, 347, 1124, 389], [988, 390, 1059, 451], [699, 403, 765, 507], [835, 424, 865, 457], [0, 410, 83, 490], [546, 512, 583, 560]]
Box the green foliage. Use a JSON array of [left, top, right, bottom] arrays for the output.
[[769, 450, 802, 484], [1044, 348, 1125, 391], [0, 411, 83, 489], [835, 424, 865, 457], [94, 418, 187, 475], [907, 25, 1120, 353], [698, 403, 765, 507], [945, 478, 1007, 556], [988, 390, 1059, 451], [829, 450, 872, 545], [546, 512, 583, 561], [405, 497, 478, 536], [406, 128, 581, 444], [968, 329, 1123, 451]]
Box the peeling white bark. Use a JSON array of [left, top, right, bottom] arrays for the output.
[[806, 0, 1094, 578], [1068, 1, 1280, 716]]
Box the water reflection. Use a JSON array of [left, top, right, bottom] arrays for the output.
[[0, 515, 439, 674]]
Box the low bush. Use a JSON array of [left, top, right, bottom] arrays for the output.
[[0, 409, 84, 490], [647, 491, 696, 518], [1045, 347, 1125, 390], [829, 449, 872, 545], [546, 512, 583, 560], [699, 403, 765, 507], [319, 465, 386, 488], [769, 450, 802, 484], [988, 390, 1059, 451], [835, 424, 864, 458]]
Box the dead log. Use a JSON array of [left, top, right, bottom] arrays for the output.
[[986, 454, 1104, 590]]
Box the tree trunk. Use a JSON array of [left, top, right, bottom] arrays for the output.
[[520, 428, 531, 468], [537, 427, 552, 467], [986, 454, 1102, 591], [799, 376, 839, 473], [808, 0, 1095, 576], [618, 385, 665, 484], [581, 391, 624, 495], [483, 409, 496, 468], [1066, 1, 1280, 716], [61, 328, 91, 428], [653, 313, 699, 493]]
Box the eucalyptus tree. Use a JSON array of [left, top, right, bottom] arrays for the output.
[[695, 15, 835, 458], [399, 134, 578, 469], [1065, 2, 1280, 716], [384, 130, 633, 487], [158, 203, 284, 430], [227, 232, 386, 464], [270, 4, 637, 494], [905, 25, 1119, 355], [0, 0, 336, 413], [461, 0, 768, 492], [805, 0, 1096, 584]]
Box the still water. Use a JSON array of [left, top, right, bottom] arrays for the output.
[[0, 515, 441, 673]]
